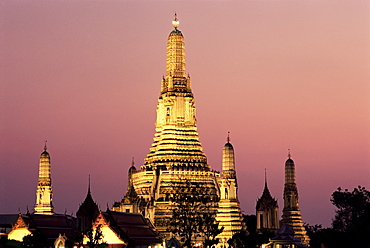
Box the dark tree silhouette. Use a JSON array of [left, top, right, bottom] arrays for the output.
[[304, 223, 323, 248], [200, 211, 223, 248], [167, 178, 222, 248], [228, 215, 274, 248], [21, 233, 49, 248], [330, 186, 370, 247]]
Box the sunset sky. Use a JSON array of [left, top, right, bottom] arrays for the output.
[[1, 1, 369, 228]]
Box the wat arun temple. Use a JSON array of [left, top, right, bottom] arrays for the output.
[[5, 14, 311, 248], [110, 14, 309, 246], [111, 14, 246, 246]]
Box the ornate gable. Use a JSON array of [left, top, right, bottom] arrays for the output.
[[12, 214, 28, 229]]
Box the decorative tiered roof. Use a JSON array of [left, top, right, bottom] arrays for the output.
[[76, 177, 99, 219], [256, 170, 278, 210]]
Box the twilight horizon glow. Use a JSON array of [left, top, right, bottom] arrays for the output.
[[0, 1, 369, 228]]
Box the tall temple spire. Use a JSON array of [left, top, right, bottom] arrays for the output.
[[285, 150, 296, 185], [217, 133, 246, 246], [165, 13, 187, 80], [222, 132, 236, 176], [143, 13, 207, 171], [281, 152, 310, 245], [34, 143, 54, 215], [113, 15, 220, 239]]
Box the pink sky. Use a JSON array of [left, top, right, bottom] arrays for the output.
[[1, 1, 369, 228]]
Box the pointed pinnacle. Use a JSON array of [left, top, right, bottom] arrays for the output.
[[172, 12, 179, 29]]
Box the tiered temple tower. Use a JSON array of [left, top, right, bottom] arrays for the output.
[[34, 143, 54, 215], [216, 134, 246, 246], [143, 14, 207, 172], [281, 151, 310, 245], [112, 14, 220, 238], [256, 170, 279, 232]]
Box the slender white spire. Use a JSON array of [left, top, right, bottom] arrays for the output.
[[222, 132, 235, 175], [282, 151, 310, 245], [34, 143, 54, 215]]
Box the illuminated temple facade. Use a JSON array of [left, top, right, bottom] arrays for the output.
[[112, 15, 245, 243]]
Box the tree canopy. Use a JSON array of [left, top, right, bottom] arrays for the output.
[[167, 178, 223, 248], [306, 186, 370, 248], [330, 186, 370, 247]]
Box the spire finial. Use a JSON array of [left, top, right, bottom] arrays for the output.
[[265, 168, 267, 186], [288, 149, 291, 159], [131, 157, 135, 167], [172, 12, 179, 29], [264, 168, 269, 190], [227, 131, 230, 143], [88, 175, 91, 194], [44, 140, 47, 151]]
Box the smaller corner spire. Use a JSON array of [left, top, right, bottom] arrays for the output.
[[227, 131, 230, 143], [172, 12, 179, 29], [44, 140, 48, 151], [288, 149, 291, 159]]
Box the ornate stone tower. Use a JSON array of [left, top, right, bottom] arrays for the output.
[[34, 143, 54, 215], [143, 13, 207, 172], [281, 151, 310, 245], [256, 170, 279, 232], [112, 14, 220, 238], [216, 134, 246, 247]]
